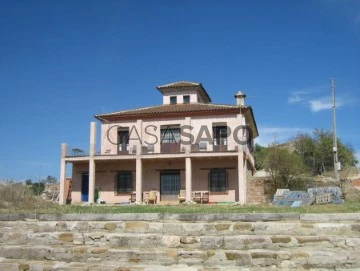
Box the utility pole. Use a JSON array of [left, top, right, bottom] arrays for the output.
[[332, 78, 340, 181]]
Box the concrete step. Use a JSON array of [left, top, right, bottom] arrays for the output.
[[1, 230, 360, 251], [2, 220, 360, 237], [0, 258, 326, 271], [0, 245, 359, 268]]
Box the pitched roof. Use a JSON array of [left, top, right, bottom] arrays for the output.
[[157, 81, 201, 89], [95, 103, 239, 121], [94, 103, 259, 138], [156, 81, 212, 103]]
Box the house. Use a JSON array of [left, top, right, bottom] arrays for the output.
[[59, 81, 258, 204]]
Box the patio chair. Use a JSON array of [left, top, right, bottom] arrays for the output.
[[129, 192, 136, 203], [201, 192, 209, 204], [178, 189, 186, 203], [192, 192, 202, 203], [148, 191, 157, 204], [143, 191, 150, 204]]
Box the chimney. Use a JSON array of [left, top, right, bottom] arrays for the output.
[[235, 91, 246, 106]]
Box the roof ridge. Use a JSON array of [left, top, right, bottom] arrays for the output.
[[157, 81, 200, 89]]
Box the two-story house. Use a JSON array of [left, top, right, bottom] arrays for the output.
[[59, 81, 258, 205]]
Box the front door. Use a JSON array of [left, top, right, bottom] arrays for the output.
[[81, 173, 89, 202], [160, 171, 180, 201]]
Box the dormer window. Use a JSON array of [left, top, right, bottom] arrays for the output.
[[170, 96, 177, 104], [183, 95, 190, 104]]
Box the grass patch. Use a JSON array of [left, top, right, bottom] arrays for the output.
[[0, 200, 359, 214]]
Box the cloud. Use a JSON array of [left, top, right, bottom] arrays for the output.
[[309, 97, 333, 112], [288, 91, 308, 104], [256, 126, 311, 146], [288, 86, 322, 104], [288, 86, 356, 113]]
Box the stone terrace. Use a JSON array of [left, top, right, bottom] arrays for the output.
[[0, 213, 360, 270]]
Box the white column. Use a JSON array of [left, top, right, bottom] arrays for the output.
[[88, 159, 95, 203], [88, 122, 97, 203], [185, 157, 192, 202], [136, 158, 143, 202], [237, 114, 247, 204], [59, 143, 67, 205], [238, 151, 246, 204]]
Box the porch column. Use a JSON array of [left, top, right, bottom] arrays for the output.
[[88, 121, 97, 204], [88, 159, 95, 203], [59, 143, 67, 205], [185, 157, 192, 202], [136, 158, 143, 202], [238, 151, 246, 204]]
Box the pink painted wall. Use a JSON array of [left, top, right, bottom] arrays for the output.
[[71, 156, 241, 204]]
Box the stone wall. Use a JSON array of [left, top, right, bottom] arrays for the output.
[[0, 213, 359, 270]]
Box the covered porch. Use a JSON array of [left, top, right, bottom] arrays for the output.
[[60, 154, 249, 205]]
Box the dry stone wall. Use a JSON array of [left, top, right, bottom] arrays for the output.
[[0, 213, 359, 270]]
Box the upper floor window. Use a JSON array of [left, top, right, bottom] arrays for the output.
[[170, 96, 177, 104], [160, 125, 181, 143], [213, 126, 228, 146], [183, 95, 190, 104], [118, 128, 129, 153]]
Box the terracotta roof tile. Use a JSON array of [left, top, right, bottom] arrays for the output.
[[95, 103, 241, 121], [157, 81, 200, 89]]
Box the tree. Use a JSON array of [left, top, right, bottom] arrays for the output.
[[253, 143, 268, 170], [293, 129, 356, 174], [264, 146, 305, 189], [43, 176, 58, 185]]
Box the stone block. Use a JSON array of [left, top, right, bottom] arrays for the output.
[[59, 233, 73, 242], [104, 223, 117, 231], [162, 236, 180, 248], [271, 236, 291, 243], [215, 224, 231, 231], [125, 222, 149, 232], [296, 236, 330, 244], [180, 236, 199, 244], [91, 247, 108, 254], [233, 222, 253, 232]]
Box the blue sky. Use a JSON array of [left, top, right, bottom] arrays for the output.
[[0, 0, 359, 181]]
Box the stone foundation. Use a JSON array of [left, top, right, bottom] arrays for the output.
[[0, 213, 360, 270]]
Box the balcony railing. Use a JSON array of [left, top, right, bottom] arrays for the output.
[[66, 146, 89, 157]]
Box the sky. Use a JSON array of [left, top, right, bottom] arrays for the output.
[[0, 0, 359, 181]]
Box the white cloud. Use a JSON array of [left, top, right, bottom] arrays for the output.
[[309, 97, 333, 112], [256, 126, 311, 146], [288, 86, 322, 105], [288, 85, 355, 113]]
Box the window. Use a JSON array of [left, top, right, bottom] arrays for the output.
[[116, 171, 133, 194], [183, 95, 190, 104], [170, 96, 177, 104], [160, 126, 180, 143], [118, 128, 129, 153], [160, 125, 181, 153], [213, 126, 228, 146], [209, 169, 228, 192]]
